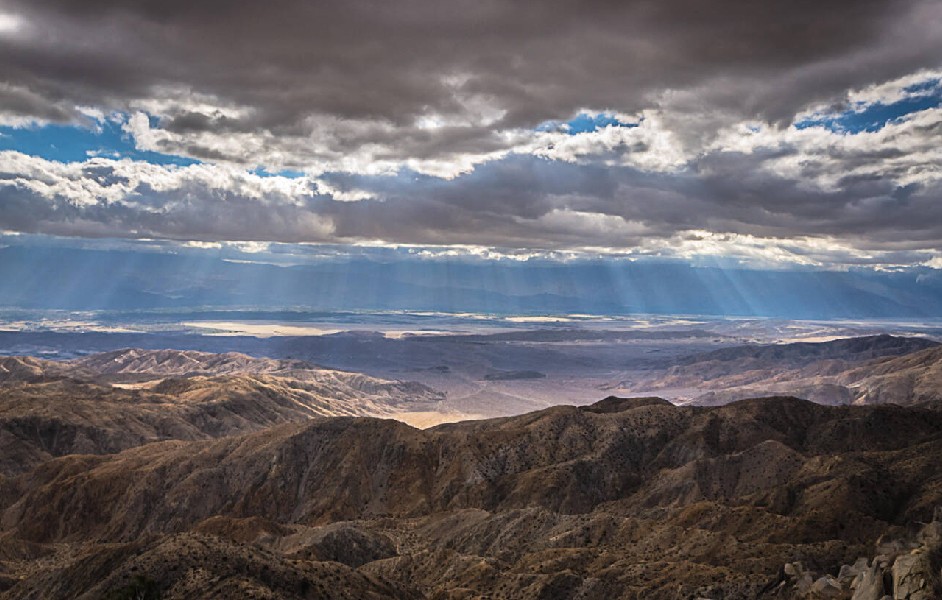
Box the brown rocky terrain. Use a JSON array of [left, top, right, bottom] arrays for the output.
[[1, 392, 941, 599], [0, 349, 444, 477], [617, 334, 942, 407], [69, 348, 324, 378], [840, 346, 942, 406]]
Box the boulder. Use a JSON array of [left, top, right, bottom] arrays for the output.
[[917, 520, 942, 552], [796, 572, 815, 596], [840, 557, 870, 587], [851, 562, 885, 600], [810, 575, 842, 598], [891, 550, 933, 600], [785, 561, 805, 579]]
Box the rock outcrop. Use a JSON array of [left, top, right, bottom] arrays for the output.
[[782, 512, 942, 599]]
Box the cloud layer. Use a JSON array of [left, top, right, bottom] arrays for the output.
[[0, 0, 940, 268]]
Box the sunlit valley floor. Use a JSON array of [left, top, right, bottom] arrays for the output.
[[1, 314, 942, 598]]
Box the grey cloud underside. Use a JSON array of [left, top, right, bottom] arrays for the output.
[[3, 154, 942, 261], [2, 0, 940, 146]]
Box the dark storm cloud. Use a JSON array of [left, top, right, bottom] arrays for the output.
[[1, 0, 939, 140], [0, 83, 72, 122], [314, 153, 942, 250]]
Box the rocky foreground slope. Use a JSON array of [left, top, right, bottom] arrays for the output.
[[1, 392, 941, 599]]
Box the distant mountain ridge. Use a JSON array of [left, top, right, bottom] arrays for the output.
[[678, 333, 939, 365], [4, 244, 942, 317]]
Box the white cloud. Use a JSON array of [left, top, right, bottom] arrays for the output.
[[527, 111, 690, 172], [182, 240, 222, 249], [0, 11, 24, 36], [923, 255, 942, 269], [845, 69, 942, 107], [525, 209, 650, 239], [710, 105, 942, 191]]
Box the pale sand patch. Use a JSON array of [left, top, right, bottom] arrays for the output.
[[504, 316, 573, 323], [0, 320, 141, 333], [777, 335, 853, 343], [382, 330, 454, 339], [111, 380, 165, 390], [183, 321, 342, 337], [391, 411, 485, 429]]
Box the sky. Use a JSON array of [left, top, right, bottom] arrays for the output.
[[0, 0, 941, 309]]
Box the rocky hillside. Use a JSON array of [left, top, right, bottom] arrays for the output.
[[840, 346, 942, 406], [0, 349, 444, 477], [617, 335, 942, 406], [677, 334, 938, 367], [70, 348, 324, 379], [2, 395, 942, 599], [0, 356, 77, 383]]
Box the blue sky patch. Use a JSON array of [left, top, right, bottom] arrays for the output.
[[537, 112, 638, 135], [0, 116, 200, 166], [250, 167, 307, 179], [795, 79, 942, 134]]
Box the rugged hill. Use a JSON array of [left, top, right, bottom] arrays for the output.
[[2, 396, 942, 599], [676, 334, 938, 366], [70, 348, 323, 379], [0, 356, 78, 383], [617, 335, 942, 406], [0, 350, 444, 476], [840, 345, 942, 406]]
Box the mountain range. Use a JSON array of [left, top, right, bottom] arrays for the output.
[[1, 340, 942, 598], [4, 244, 942, 318]]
